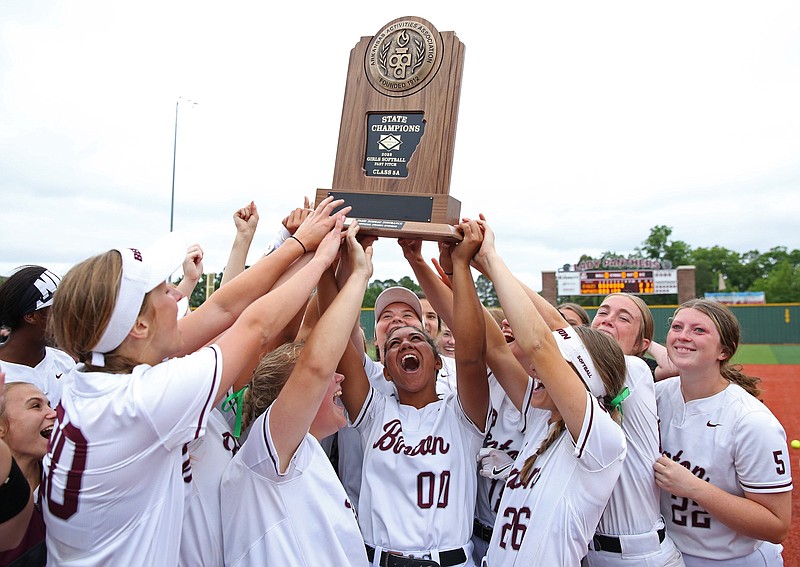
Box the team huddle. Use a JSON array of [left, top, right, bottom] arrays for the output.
[[0, 198, 793, 567]]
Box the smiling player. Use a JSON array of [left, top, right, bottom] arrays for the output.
[[654, 299, 792, 566]]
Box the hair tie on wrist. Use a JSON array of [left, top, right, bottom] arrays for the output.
[[444, 271, 453, 276], [289, 235, 307, 254]]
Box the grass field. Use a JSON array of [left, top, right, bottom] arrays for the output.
[[731, 344, 800, 364]]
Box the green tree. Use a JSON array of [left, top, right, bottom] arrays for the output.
[[751, 261, 800, 302], [636, 225, 693, 267], [476, 274, 499, 307], [691, 246, 740, 295], [362, 278, 421, 308]]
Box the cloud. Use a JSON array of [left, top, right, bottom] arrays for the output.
[[2, 1, 799, 294]]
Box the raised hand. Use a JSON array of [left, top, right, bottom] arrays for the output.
[[398, 238, 423, 262], [292, 196, 352, 252], [312, 215, 346, 270], [233, 201, 260, 239], [345, 222, 374, 281], [182, 244, 204, 283], [472, 214, 497, 275], [282, 196, 312, 235], [436, 241, 454, 277], [452, 219, 483, 266]]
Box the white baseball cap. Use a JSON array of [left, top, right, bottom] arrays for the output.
[[90, 232, 186, 366], [551, 326, 606, 398], [374, 286, 423, 322]]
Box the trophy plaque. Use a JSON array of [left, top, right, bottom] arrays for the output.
[[315, 16, 465, 241]]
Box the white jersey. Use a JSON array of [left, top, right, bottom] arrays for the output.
[[42, 345, 222, 567], [655, 378, 792, 562], [437, 356, 458, 395], [353, 388, 484, 563], [473, 376, 544, 563], [2, 346, 75, 406], [220, 404, 368, 567], [334, 353, 392, 511], [594, 356, 662, 535], [586, 356, 683, 566], [336, 353, 458, 511], [180, 409, 239, 567], [484, 392, 626, 567], [475, 375, 535, 527]]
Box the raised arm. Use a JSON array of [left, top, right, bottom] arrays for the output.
[[228, 253, 316, 392], [213, 216, 345, 405], [178, 196, 350, 354], [398, 238, 455, 329], [515, 277, 569, 331], [451, 220, 489, 430], [332, 239, 374, 418], [220, 201, 259, 287], [481, 307, 531, 412], [335, 234, 378, 360], [268, 223, 373, 470], [476, 219, 589, 440], [175, 243, 204, 298]]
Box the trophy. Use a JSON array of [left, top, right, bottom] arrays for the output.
[[315, 16, 465, 241]]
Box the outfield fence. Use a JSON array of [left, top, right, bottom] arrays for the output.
[[360, 303, 800, 346]]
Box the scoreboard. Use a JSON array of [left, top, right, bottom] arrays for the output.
[[557, 269, 678, 296], [580, 270, 655, 296]]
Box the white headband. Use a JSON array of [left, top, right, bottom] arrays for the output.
[[551, 326, 607, 398], [90, 233, 186, 366]]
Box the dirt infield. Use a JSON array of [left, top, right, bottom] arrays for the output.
[[743, 364, 800, 565]]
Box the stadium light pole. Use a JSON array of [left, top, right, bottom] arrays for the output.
[[169, 97, 197, 233]]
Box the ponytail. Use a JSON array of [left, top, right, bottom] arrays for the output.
[[519, 420, 565, 485]]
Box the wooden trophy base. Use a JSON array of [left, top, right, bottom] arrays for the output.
[[316, 189, 462, 242]]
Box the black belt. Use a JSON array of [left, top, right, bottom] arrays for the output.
[[472, 519, 493, 543], [592, 528, 666, 553], [365, 544, 466, 567]]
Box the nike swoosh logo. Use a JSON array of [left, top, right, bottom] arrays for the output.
[[706, 421, 722, 427], [491, 463, 513, 476], [55, 374, 63, 380]]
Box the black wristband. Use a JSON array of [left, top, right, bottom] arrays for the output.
[[289, 235, 307, 254], [0, 457, 31, 522]]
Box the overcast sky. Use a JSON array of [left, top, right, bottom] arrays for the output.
[[2, 1, 799, 290]]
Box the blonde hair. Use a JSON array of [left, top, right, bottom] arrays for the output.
[[240, 341, 305, 432], [674, 299, 761, 398], [604, 293, 654, 357], [519, 326, 626, 484], [50, 250, 153, 374], [0, 382, 28, 423]]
